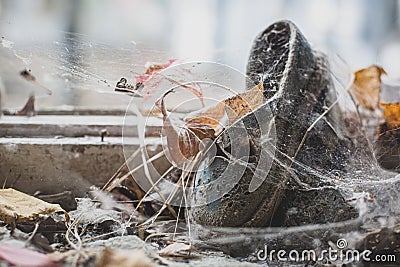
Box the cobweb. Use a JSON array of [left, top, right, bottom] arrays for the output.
[[189, 49, 400, 264], [1, 25, 400, 265], [0, 31, 171, 110]]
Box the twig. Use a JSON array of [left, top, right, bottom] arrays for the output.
[[26, 222, 39, 243], [102, 146, 141, 191], [292, 99, 339, 160], [134, 165, 173, 209]]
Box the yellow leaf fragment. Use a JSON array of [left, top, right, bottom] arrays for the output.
[[0, 188, 69, 224], [350, 65, 386, 110], [380, 102, 400, 128], [224, 82, 264, 124]]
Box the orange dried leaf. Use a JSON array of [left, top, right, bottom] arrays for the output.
[[224, 82, 264, 124], [380, 102, 400, 128], [185, 102, 225, 131], [350, 65, 386, 110], [160, 91, 214, 166], [161, 83, 264, 166], [186, 82, 264, 130]]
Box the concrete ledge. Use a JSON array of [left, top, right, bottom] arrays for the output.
[[0, 115, 162, 137], [0, 113, 167, 196]]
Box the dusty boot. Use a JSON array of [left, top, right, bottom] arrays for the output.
[[191, 20, 371, 227]]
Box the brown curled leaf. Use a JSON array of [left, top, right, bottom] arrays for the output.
[[161, 83, 264, 166], [16, 95, 35, 116], [160, 90, 214, 166], [350, 65, 386, 111], [186, 82, 264, 130]]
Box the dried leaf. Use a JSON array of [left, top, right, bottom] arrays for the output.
[[186, 82, 264, 130], [136, 59, 176, 84], [379, 80, 400, 128], [350, 65, 386, 110], [161, 83, 264, 166], [135, 60, 206, 108], [185, 101, 226, 131], [380, 103, 400, 128], [0, 188, 69, 224], [160, 91, 214, 166], [17, 95, 35, 116], [0, 246, 57, 267], [158, 242, 194, 257], [223, 82, 264, 124]]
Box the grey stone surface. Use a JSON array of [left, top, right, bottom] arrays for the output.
[[0, 114, 167, 196]]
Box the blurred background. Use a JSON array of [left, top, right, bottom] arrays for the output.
[[0, 0, 399, 110]]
